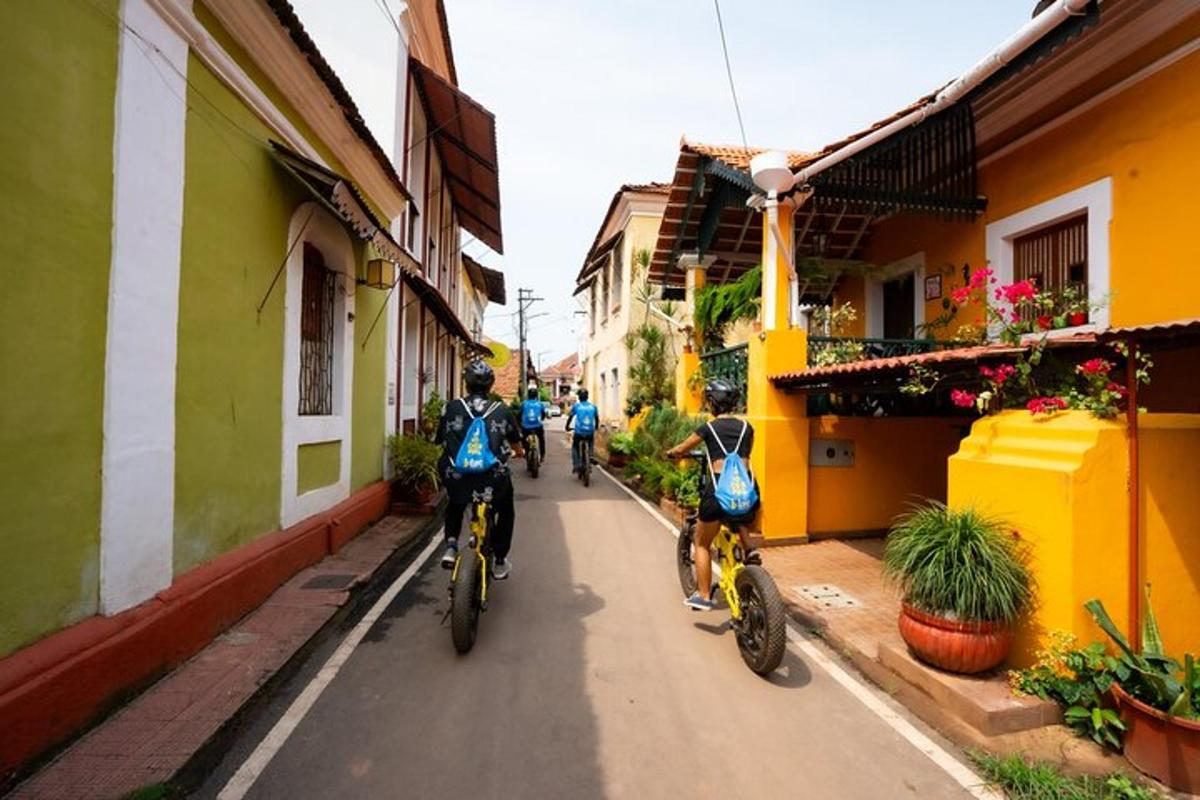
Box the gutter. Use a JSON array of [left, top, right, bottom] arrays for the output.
[[791, 0, 1091, 188]]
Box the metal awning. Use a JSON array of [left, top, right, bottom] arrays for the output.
[[270, 141, 419, 276], [409, 57, 503, 253], [404, 272, 488, 354], [462, 254, 506, 305]]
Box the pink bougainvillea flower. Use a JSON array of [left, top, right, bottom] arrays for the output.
[[950, 286, 972, 305], [968, 268, 994, 289], [1078, 358, 1113, 375], [1027, 396, 1068, 415], [1106, 381, 1128, 397], [951, 389, 978, 409], [999, 280, 1037, 305]]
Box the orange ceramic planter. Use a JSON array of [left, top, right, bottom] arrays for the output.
[[898, 603, 1013, 674], [1113, 685, 1200, 794]]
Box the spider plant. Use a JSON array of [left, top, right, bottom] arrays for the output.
[[884, 501, 1033, 624]]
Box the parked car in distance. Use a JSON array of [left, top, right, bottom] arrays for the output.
[[549, 405, 563, 417]]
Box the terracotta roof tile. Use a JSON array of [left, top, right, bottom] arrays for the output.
[[683, 140, 815, 171]]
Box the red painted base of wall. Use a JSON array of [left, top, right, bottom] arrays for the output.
[[0, 481, 391, 783]]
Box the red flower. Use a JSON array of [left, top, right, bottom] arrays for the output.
[[999, 280, 1037, 305], [968, 268, 994, 289], [1027, 396, 1068, 415], [1106, 381, 1128, 397], [1036, 315, 1053, 331], [951, 389, 978, 409], [980, 363, 1016, 385], [950, 286, 972, 305], [1078, 358, 1112, 376]]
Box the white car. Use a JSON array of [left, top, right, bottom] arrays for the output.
[[548, 404, 563, 417]]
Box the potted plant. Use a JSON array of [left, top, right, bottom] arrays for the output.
[[387, 432, 441, 507], [1060, 285, 1090, 328], [607, 432, 636, 469], [1085, 589, 1200, 793], [884, 501, 1033, 674]]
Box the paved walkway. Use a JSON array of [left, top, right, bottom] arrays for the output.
[[190, 431, 993, 800]]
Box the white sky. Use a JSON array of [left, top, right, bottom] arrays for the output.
[[290, 0, 1035, 368]]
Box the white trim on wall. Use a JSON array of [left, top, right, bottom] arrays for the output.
[[281, 203, 356, 528], [865, 252, 926, 339], [99, 0, 189, 615], [986, 177, 1112, 333]]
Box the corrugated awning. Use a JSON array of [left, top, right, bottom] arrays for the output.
[[409, 57, 503, 253], [270, 141, 419, 276], [404, 272, 488, 354], [462, 254, 506, 305], [1097, 317, 1200, 344]]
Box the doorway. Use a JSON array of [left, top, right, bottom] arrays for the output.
[[882, 273, 915, 339]]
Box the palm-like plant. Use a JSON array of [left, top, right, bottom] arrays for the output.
[[884, 501, 1033, 624]]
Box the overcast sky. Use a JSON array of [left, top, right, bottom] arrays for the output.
[[290, 0, 1035, 368]]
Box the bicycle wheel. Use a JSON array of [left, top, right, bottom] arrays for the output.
[[528, 441, 540, 479], [450, 551, 483, 654], [676, 520, 698, 597], [733, 565, 786, 675]]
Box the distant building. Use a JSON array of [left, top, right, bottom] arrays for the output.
[[541, 353, 581, 403]]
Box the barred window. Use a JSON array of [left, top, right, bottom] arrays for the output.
[[299, 244, 335, 416], [1014, 213, 1088, 322]]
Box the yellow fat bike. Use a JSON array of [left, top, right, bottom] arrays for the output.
[[676, 456, 786, 675], [449, 488, 496, 654]]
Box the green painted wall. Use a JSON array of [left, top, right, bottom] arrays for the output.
[[0, 1, 118, 657], [174, 55, 307, 574], [297, 441, 341, 493], [352, 281, 388, 490]]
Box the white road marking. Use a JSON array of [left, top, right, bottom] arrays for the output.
[[217, 535, 442, 800], [595, 462, 1001, 800]]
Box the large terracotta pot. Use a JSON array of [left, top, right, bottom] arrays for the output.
[[1113, 685, 1200, 793], [608, 452, 628, 469], [897, 603, 1013, 674]]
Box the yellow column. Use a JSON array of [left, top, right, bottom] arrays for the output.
[[746, 199, 809, 543]]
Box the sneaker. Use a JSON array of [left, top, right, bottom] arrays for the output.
[[492, 557, 511, 580], [440, 539, 458, 569], [684, 592, 715, 611]]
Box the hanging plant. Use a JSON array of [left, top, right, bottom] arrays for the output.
[[693, 265, 761, 351]]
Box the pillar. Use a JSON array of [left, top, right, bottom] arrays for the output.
[[746, 198, 810, 543]]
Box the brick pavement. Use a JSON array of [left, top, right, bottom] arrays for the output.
[[11, 513, 436, 800]]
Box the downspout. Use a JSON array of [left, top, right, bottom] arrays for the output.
[[791, 0, 1091, 188], [1126, 340, 1141, 649]]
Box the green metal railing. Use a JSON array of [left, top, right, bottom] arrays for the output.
[[699, 343, 749, 413], [806, 337, 964, 367]]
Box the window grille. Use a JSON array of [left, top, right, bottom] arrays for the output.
[[1014, 213, 1088, 321], [299, 244, 335, 416]]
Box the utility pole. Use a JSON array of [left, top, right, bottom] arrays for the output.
[[516, 288, 544, 396]]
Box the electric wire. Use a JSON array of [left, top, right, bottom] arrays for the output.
[[712, 0, 750, 152]]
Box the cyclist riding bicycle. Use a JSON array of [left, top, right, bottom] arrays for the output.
[[435, 361, 524, 579], [519, 388, 547, 461], [565, 389, 598, 475], [665, 378, 760, 611]]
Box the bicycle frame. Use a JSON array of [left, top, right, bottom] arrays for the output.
[[711, 525, 744, 620], [451, 498, 490, 606]]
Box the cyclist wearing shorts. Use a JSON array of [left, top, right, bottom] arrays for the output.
[[565, 389, 598, 475], [665, 379, 759, 610], [519, 388, 547, 460]]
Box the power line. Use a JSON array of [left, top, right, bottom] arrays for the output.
[[370, 0, 403, 37], [712, 0, 750, 152]]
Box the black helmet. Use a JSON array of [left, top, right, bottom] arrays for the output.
[[704, 378, 738, 415], [463, 361, 495, 394], [527, 387, 538, 400], [578, 388, 589, 401]]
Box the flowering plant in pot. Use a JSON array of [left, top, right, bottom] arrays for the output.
[[387, 432, 441, 506], [884, 501, 1033, 674], [1085, 588, 1200, 793]]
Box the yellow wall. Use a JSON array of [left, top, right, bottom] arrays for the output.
[[859, 50, 1200, 335], [1138, 415, 1200, 658], [948, 411, 1132, 667], [807, 416, 967, 535]]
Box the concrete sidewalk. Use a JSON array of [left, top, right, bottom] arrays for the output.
[[11, 511, 441, 800]]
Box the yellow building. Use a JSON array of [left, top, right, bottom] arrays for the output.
[[576, 183, 686, 425], [652, 0, 1200, 660]]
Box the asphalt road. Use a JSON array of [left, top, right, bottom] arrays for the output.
[[196, 429, 986, 800]]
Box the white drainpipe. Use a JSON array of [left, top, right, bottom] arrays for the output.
[[791, 0, 1091, 187]]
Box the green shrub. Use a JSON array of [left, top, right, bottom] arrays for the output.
[[630, 403, 703, 460], [883, 500, 1033, 624], [608, 432, 637, 455], [972, 752, 1160, 800], [419, 390, 445, 441], [387, 433, 441, 492]]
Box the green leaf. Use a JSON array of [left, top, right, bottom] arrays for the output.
[[1141, 584, 1166, 658], [1064, 706, 1090, 719]]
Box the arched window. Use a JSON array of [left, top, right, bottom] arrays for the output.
[[299, 244, 335, 415]]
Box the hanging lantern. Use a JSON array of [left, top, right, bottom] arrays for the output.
[[362, 257, 396, 290]]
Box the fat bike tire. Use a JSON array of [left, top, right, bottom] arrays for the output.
[[734, 565, 786, 675], [450, 553, 482, 654], [529, 446, 540, 479], [676, 520, 698, 597]]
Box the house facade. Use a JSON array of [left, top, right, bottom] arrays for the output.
[[654, 0, 1200, 662], [0, 0, 502, 778], [576, 182, 682, 425], [541, 353, 582, 406]]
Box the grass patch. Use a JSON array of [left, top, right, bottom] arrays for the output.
[[122, 784, 175, 800], [971, 753, 1160, 800]]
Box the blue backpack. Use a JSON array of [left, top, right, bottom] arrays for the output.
[[573, 402, 596, 435], [521, 399, 543, 428], [452, 399, 501, 474], [708, 421, 758, 516]]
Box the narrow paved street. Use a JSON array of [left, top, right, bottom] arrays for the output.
[[197, 429, 985, 800]]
